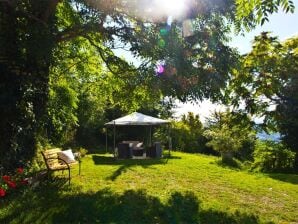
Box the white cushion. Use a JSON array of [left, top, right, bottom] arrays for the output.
[[136, 142, 143, 147], [58, 149, 76, 164]]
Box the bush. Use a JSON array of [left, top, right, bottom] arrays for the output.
[[169, 112, 207, 153], [0, 167, 29, 198], [203, 111, 256, 162], [203, 124, 255, 160], [170, 122, 193, 152], [252, 140, 296, 172], [75, 147, 88, 158]]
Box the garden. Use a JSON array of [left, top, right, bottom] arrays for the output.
[[1, 0, 298, 223]]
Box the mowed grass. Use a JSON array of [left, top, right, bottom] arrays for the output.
[[1, 151, 297, 223]]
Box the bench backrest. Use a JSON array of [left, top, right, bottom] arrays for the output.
[[41, 148, 62, 169]]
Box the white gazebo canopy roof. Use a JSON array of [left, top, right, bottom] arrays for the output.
[[105, 112, 169, 126]]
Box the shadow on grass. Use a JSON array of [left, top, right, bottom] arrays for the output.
[[212, 158, 242, 170], [92, 155, 164, 165], [0, 183, 260, 224], [92, 154, 181, 166], [108, 165, 129, 181], [92, 155, 181, 181], [267, 173, 298, 185]]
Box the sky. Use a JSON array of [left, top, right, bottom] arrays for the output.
[[174, 2, 298, 122]]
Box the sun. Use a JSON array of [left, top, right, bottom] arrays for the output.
[[154, 0, 187, 18]]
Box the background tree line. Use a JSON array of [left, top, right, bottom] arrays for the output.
[[0, 0, 297, 173]]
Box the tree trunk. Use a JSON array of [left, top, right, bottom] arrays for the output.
[[0, 1, 56, 171], [221, 151, 233, 162]]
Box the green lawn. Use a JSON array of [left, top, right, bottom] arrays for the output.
[[1, 151, 298, 223]]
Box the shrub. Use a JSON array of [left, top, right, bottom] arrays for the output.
[[0, 167, 29, 198], [169, 112, 207, 153], [252, 140, 296, 172], [203, 111, 256, 162], [203, 124, 255, 161], [170, 121, 193, 151], [78, 147, 88, 156]]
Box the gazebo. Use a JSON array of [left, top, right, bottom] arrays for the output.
[[105, 112, 170, 157]]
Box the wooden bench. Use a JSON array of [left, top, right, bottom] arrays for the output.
[[41, 148, 78, 185]]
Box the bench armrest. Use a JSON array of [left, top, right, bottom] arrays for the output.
[[57, 158, 71, 169]]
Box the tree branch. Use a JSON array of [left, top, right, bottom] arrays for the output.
[[84, 35, 122, 75], [56, 22, 105, 43], [84, 35, 136, 76]]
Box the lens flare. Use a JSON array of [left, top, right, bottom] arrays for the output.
[[160, 28, 168, 36], [158, 39, 166, 48], [182, 19, 194, 37], [155, 62, 165, 76], [160, 23, 171, 38], [167, 16, 173, 26], [156, 65, 164, 74], [154, 0, 187, 18]]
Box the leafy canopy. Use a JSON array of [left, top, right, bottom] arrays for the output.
[[0, 0, 295, 170]]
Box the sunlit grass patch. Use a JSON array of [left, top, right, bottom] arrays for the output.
[[1, 151, 297, 223]]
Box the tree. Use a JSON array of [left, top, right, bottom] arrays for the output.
[[229, 33, 288, 122], [229, 33, 298, 168], [276, 80, 298, 165], [275, 36, 298, 169], [170, 112, 205, 152], [49, 35, 168, 148], [203, 111, 256, 161], [235, 0, 295, 31], [0, 0, 294, 171], [47, 80, 78, 146]]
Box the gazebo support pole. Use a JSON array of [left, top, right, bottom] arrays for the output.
[[149, 125, 152, 146], [113, 121, 116, 157], [168, 123, 171, 157], [105, 128, 108, 154]]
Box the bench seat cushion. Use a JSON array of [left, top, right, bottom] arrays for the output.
[[58, 149, 76, 164]]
